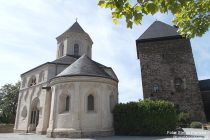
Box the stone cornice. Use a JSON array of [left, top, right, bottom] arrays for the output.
[[50, 76, 118, 87]]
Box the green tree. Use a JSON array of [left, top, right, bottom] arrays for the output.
[[98, 0, 210, 38], [0, 82, 20, 124]]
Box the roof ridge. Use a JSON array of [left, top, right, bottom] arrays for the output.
[[137, 21, 180, 41], [55, 54, 116, 81], [66, 21, 85, 33], [56, 21, 91, 41]]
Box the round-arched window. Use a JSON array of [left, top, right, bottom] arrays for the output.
[[65, 96, 70, 111], [74, 44, 79, 56], [153, 84, 160, 93], [60, 44, 64, 57], [28, 76, 36, 87], [175, 78, 183, 91], [87, 94, 94, 111]]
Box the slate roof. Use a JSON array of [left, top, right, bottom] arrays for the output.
[[199, 79, 210, 91], [51, 55, 78, 65], [137, 21, 181, 42], [21, 55, 78, 76], [56, 54, 117, 81], [56, 21, 93, 43], [65, 21, 85, 33]]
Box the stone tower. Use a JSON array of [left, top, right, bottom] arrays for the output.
[[136, 21, 206, 122], [56, 21, 93, 59]]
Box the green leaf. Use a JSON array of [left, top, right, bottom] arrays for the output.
[[134, 6, 141, 12], [113, 19, 119, 24], [98, 0, 106, 7], [134, 14, 142, 25], [98, 0, 210, 38], [127, 20, 133, 28], [146, 2, 158, 15]]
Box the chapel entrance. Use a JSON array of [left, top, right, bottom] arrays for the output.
[[29, 98, 40, 132]]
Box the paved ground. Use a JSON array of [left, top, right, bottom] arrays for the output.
[[0, 129, 209, 140]]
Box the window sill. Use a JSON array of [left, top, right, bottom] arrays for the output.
[[86, 110, 97, 114], [59, 111, 71, 115]]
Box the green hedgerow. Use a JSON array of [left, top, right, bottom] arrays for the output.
[[190, 121, 202, 128], [177, 112, 191, 127], [113, 99, 177, 136]]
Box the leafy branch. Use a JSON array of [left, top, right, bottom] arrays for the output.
[[98, 0, 210, 38]]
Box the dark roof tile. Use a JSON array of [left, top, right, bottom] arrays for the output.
[[51, 55, 77, 64], [137, 21, 180, 41], [66, 21, 85, 33], [56, 54, 117, 81]]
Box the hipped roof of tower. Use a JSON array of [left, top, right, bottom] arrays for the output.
[[55, 54, 118, 81], [136, 21, 184, 59], [137, 21, 182, 43], [56, 21, 93, 43]]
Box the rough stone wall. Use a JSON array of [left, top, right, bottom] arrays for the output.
[[137, 38, 206, 122], [201, 90, 210, 121]]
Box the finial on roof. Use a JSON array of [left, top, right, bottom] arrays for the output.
[[76, 17, 78, 22]]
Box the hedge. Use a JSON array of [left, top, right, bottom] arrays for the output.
[[177, 112, 191, 127], [190, 121, 202, 128], [113, 99, 177, 136]]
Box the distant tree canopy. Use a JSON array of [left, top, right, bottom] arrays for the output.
[[98, 0, 210, 38], [0, 82, 20, 124]]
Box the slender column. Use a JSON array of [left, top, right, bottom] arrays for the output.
[[14, 91, 23, 131], [47, 86, 57, 136]]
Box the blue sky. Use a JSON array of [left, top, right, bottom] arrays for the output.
[[0, 0, 209, 103]]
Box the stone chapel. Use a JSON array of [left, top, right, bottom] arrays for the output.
[[14, 21, 119, 138]]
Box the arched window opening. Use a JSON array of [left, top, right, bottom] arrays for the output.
[[30, 98, 40, 130], [29, 76, 36, 87], [60, 44, 64, 57], [65, 96, 70, 111], [74, 44, 79, 56], [153, 84, 160, 93], [110, 94, 115, 112], [59, 94, 71, 113], [30, 106, 39, 126], [175, 78, 183, 91], [87, 94, 94, 111]]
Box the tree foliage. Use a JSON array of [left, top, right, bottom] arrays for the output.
[[0, 82, 20, 124], [98, 0, 210, 38]]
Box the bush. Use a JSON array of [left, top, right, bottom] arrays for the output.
[[177, 112, 191, 128], [190, 121, 202, 128], [113, 99, 177, 136]]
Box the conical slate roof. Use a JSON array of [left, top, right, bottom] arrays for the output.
[[56, 54, 114, 80], [65, 21, 85, 33], [56, 21, 93, 43], [137, 21, 181, 42]]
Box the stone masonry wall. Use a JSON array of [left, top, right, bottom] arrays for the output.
[[137, 38, 206, 122]]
